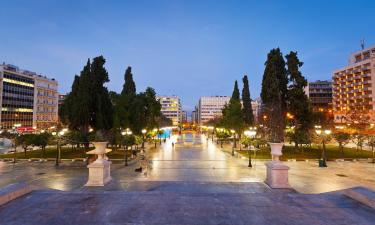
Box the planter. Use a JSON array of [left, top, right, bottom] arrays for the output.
[[269, 142, 284, 161], [92, 142, 108, 155]]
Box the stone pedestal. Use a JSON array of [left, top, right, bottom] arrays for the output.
[[265, 161, 290, 189], [85, 160, 112, 186]]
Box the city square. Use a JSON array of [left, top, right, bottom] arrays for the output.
[[1, 1, 375, 224]]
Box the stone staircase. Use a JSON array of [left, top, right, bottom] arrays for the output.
[[0, 182, 374, 224]]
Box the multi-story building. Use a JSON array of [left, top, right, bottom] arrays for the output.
[[181, 110, 188, 123], [58, 94, 66, 107], [191, 107, 198, 124], [157, 95, 182, 125], [197, 96, 261, 124], [333, 45, 375, 123], [198, 96, 230, 124], [305, 80, 333, 113], [251, 98, 261, 123], [0, 63, 58, 130]]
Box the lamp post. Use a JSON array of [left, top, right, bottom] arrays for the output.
[[142, 129, 147, 153], [231, 129, 235, 156], [244, 127, 257, 167], [315, 126, 331, 167], [122, 128, 132, 166], [53, 130, 65, 166]]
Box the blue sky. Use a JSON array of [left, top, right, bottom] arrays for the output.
[[0, 0, 374, 111]]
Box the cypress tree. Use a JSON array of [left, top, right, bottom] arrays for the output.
[[286, 51, 312, 132], [90, 56, 113, 130], [261, 48, 287, 142], [76, 59, 91, 134], [117, 66, 137, 130], [222, 81, 244, 149], [222, 80, 243, 140], [122, 66, 136, 96], [242, 75, 254, 126]]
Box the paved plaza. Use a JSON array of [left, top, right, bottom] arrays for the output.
[[0, 134, 374, 193], [0, 134, 374, 224]]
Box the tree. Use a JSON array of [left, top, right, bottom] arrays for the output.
[[221, 81, 244, 153], [32, 133, 51, 158], [122, 66, 136, 96], [352, 133, 365, 151], [261, 48, 287, 142], [286, 51, 313, 132], [90, 56, 113, 131], [16, 134, 34, 157], [242, 75, 254, 126], [222, 81, 244, 138], [333, 132, 350, 157], [366, 135, 375, 163], [290, 129, 311, 150], [59, 56, 113, 144], [116, 66, 137, 130]]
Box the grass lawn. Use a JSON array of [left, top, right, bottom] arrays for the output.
[[237, 144, 374, 160], [0, 147, 134, 160]]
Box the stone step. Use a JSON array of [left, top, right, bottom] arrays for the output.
[[80, 181, 294, 194], [0, 182, 33, 206], [1, 188, 374, 225], [343, 186, 375, 210]]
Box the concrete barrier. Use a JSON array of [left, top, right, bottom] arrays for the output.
[[0, 183, 33, 206]]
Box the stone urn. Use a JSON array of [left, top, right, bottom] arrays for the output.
[[269, 142, 284, 161], [91, 142, 108, 162], [85, 142, 112, 186]]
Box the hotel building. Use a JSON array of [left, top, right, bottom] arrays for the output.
[[305, 80, 333, 113], [333, 45, 375, 123], [0, 64, 58, 130], [157, 95, 182, 125]]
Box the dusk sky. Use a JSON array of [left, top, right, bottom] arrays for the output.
[[0, 0, 374, 111]]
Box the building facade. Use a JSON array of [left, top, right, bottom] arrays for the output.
[[198, 96, 230, 124], [333, 45, 375, 123], [157, 96, 182, 125], [0, 64, 58, 130], [197, 96, 261, 125], [181, 110, 188, 123], [305, 80, 333, 114]]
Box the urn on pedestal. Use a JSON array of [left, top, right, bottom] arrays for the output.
[[85, 141, 112, 186]]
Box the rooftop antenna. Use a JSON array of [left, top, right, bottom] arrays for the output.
[[361, 39, 365, 50]]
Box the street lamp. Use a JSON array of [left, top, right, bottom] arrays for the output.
[[315, 127, 331, 167], [230, 129, 235, 156], [244, 127, 257, 167], [53, 130, 65, 166], [141, 129, 147, 153], [122, 128, 132, 166]]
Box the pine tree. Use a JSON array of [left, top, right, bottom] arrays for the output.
[[242, 75, 254, 126], [261, 48, 287, 142]]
